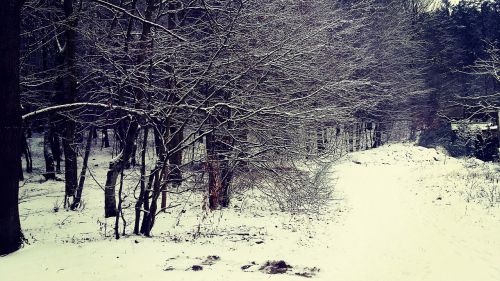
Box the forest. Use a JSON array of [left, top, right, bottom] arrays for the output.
[[1, 0, 500, 280]]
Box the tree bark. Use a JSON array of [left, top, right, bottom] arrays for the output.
[[104, 120, 139, 218], [71, 126, 93, 210], [63, 123, 78, 207], [51, 127, 62, 173], [168, 126, 183, 187], [134, 127, 148, 234], [61, 0, 79, 207], [102, 128, 110, 148], [21, 132, 32, 173], [43, 126, 56, 180], [0, 0, 23, 255]]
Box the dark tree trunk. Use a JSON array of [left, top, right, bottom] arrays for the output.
[[60, 0, 79, 207], [63, 123, 78, 207], [168, 126, 183, 186], [43, 127, 56, 180], [134, 127, 148, 234], [139, 167, 155, 234], [130, 140, 137, 167], [140, 128, 165, 235], [203, 87, 234, 210], [206, 132, 233, 210], [141, 162, 164, 236], [51, 127, 62, 173], [21, 132, 32, 173], [218, 156, 233, 208], [115, 169, 125, 239], [496, 110, 500, 159], [71, 126, 93, 210], [0, 0, 23, 255], [104, 120, 139, 218], [316, 126, 325, 152], [373, 123, 382, 148], [102, 128, 110, 148]]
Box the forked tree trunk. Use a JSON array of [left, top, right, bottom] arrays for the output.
[[143, 167, 163, 236], [104, 121, 139, 217], [139, 167, 155, 234]]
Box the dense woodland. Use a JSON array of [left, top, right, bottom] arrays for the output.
[[1, 0, 500, 256]]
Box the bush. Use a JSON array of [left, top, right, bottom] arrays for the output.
[[256, 161, 334, 213], [418, 121, 491, 159]]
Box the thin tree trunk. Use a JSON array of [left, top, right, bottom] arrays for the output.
[[496, 110, 500, 158], [139, 167, 155, 234], [373, 123, 382, 148], [21, 132, 32, 173], [102, 128, 110, 148], [51, 127, 62, 173], [43, 127, 56, 180], [134, 127, 148, 234], [71, 126, 93, 210], [115, 168, 125, 239], [168, 126, 183, 186], [63, 123, 78, 207]]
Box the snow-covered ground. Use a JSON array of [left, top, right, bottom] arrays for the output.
[[2, 142, 500, 281]]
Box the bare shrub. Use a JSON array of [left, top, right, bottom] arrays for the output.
[[255, 161, 334, 213]]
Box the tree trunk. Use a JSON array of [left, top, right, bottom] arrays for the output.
[[104, 120, 139, 218], [0, 0, 23, 255], [71, 126, 93, 210], [51, 127, 62, 173], [115, 169, 125, 239], [102, 128, 110, 148], [139, 167, 155, 234], [205, 132, 233, 210], [496, 110, 500, 159], [141, 162, 165, 236], [373, 123, 382, 148], [61, 0, 79, 207], [316, 126, 325, 153], [168, 126, 183, 187], [43, 127, 56, 180], [134, 127, 148, 234], [21, 132, 32, 173], [63, 123, 78, 207]]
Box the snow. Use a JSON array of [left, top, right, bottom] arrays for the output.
[[450, 121, 497, 131], [2, 141, 500, 281]]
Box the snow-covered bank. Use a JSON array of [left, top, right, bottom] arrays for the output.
[[1, 143, 500, 281]]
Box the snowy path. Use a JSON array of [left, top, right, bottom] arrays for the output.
[[1, 144, 500, 281], [321, 147, 500, 281]]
